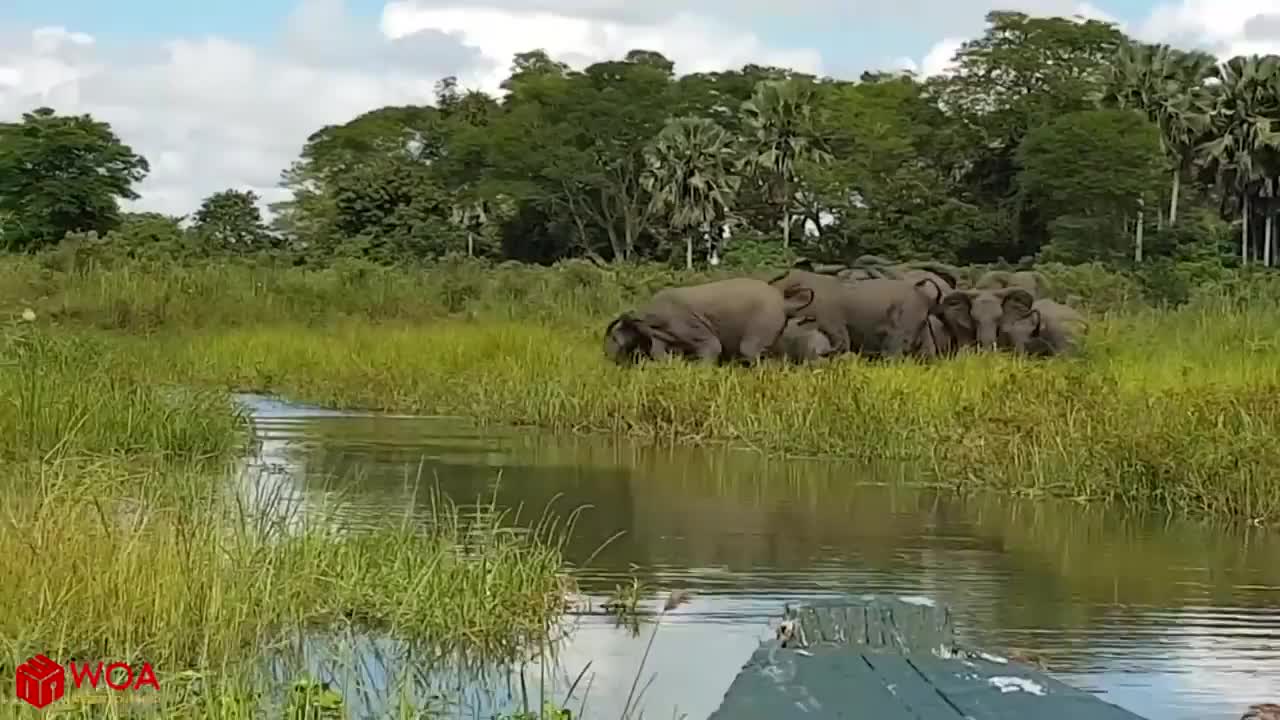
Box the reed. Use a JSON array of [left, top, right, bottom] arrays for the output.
[[6, 255, 1280, 525], [68, 305, 1280, 525], [0, 327, 249, 463], [0, 457, 579, 715]]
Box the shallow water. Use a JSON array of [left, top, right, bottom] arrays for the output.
[[235, 393, 1280, 720]]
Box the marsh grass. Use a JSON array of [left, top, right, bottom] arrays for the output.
[[0, 327, 249, 463], [68, 302, 1280, 524], [13, 253, 1273, 332], [7, 256, 1280, 525], [0, 455, 580, 718]]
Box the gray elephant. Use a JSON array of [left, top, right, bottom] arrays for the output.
[[999, 299, 1087, 357], [974, 269, 1049, 298], [768, 269, 947, 359], [897, 268, 955, 295], [898, 262, 960, 290], [912, 315, 956, 359], [934, 287, 1037, 351], [604, 277, 815, 365], [768, 316, 836, 364]]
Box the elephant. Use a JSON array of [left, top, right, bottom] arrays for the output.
[[836, 266, 894, 283], [999, 299, 1088, 357], [974, 269, 1049, 298], [897, 268, 955, 295], [769, 316, 836, 364], [934, 287, 1037, 351], [912, 315, 955, 359], [603, 277, 815, 366], [898, 261, 960, 290], [768, 269, 947, 359]]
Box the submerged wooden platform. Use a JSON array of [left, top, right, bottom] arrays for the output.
[[708, 595, 1146, 720]]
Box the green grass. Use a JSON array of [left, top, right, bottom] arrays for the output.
[[5, 254, 1280, 528], [0, 458, 580, 716], [0, 310, 586, 718], [57, 306, 1278, 525]]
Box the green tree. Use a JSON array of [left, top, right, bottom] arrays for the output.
[[1099, 41, 1217, 228], [1018, 108, 1165, 263], [739, 79, 831, 248], [641, 117, 741, 269], [1196, 54, 1280, 264], [928, 11, 1129, 255], [272, 105, 446, 250], [329, 155, 460, 261], [0, 107, 149, 251], [193, 189, 271, 252]]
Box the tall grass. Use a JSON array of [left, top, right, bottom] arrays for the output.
[[0, 458, 579, 715], [6, 255, 1280, 524], [55, 298, 1275, 524], [0, 327, 248, 463], [8, 252, 1255, 332], [0, 306, 586, 718]]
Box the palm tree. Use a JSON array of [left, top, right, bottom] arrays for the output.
[[739, 80, 832, 248], [1100, 42, 1217, 229], [1196, 54, 1280, 264], [641, 117, 741, 270]]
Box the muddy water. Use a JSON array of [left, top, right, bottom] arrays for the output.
[[235, 394, 1280, 720]]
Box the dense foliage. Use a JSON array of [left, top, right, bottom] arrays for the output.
[[4, 10, 1280, 272]]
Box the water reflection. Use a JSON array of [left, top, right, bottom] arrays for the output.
[[234, 393, 1280, 720]]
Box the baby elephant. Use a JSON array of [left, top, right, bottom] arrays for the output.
[[769, 316, 836, 364], [1000, 298, 1087, 357]]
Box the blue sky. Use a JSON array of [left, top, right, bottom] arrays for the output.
[[1, 0, 1162, 76], [3, 0, 383, 41], [0, 0, 1237, 217]]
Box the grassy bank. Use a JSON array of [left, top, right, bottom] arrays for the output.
[[28, 307, 1280, 526], [8, 252, 1279, 330], [5, 256, 1280, 527], [0, 322, 583, 717]]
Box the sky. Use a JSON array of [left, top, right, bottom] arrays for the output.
[[3, 0, 1280, 220]]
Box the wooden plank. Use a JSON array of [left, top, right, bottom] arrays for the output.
[[710, 596, 1150, 720], [707, 644, 941, 719], [906, 654, 1146, 720], [783, 597, 954, 653], [860, 653, 967, 718]]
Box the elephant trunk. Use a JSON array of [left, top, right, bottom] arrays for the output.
[[977, 326, 998, 351]]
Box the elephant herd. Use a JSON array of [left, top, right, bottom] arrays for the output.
[[603, 256, 1088, 367]]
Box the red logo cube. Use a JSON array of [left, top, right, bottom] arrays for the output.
[[16, 654, 65, 709]]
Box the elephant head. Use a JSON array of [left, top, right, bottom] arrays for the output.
[[997, 300, 1047, 352], [936, 287, 1036, 351], [603, 312, 681, 364]]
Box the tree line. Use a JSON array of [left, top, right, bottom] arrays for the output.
[[4, 10, 1280, 271]]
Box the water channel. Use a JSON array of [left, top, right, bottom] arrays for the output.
[[234, 393, 1280, 720]]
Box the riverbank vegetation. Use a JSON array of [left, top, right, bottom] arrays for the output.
[[0, 326, 582, 716], [5, 255, 1280, 526]]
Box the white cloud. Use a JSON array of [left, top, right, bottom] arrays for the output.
[[1139, 0, 1280, 58], [0, 0, 821, 220], [380, 3, 823, 95]]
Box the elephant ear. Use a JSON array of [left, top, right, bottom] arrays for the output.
[[1028, 308, 1043, 337], [936, 290, 974, 330], [913, 276, 944, 304], [607, 312, 649, 343], [782, 286, 815, 315], [998, 288, 1036, 317]]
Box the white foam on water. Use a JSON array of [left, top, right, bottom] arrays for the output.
[[898, 595, 937, 607]]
